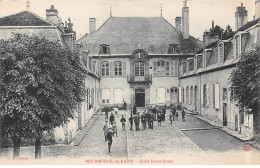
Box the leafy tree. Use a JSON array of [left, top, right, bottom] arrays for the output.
[[222, 25, 234, 40], [229, 46, 260, 142], [0, 33, 86, 159]]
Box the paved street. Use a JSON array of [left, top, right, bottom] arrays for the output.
[[0, 109, 253, 161]]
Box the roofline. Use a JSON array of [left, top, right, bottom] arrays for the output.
[[27, 10, 54, 26], [0, 26, 58, 29]]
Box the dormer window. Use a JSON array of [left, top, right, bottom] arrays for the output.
[[182, 62, 187, 74], [218, 42, 225, 64], [100, 44, 110, 54], [188, 58, 194, 71], [168, 44, 179, 54]]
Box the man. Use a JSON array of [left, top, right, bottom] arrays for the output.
[[134, 113, 140, 131], [120, 115, 126, 131], [141, 111, 147, 130], [182, 109, 186, 122], [109, 113, 115, 125], [103, 121, 108, 141], [152, 107, 157, 120], [149, 112, 154, 129], [123, 101, 127, 110], [129, 115, 134, 131], [133, 104, 137, 115], [107, 128, 114, 154], [104, 106, 109, 119]]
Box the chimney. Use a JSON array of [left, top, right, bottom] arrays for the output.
[[182, 0, 189, 39], [212, 20, 214, 30], [46, 5, 63, 26], [26, 0, 30, 11], [89, 18, 96, 34], [256, 0, 260, 19], [235, 3, 248, 30], [175, 17, 182, 32]]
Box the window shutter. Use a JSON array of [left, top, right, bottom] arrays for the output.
[[122, 61, 126, 76], [215, 83, 220, 109], [109, 62, 114, 77], [201, 85, 204, 105], [206, 85, 209, 107], [179, 87, 182, 103]]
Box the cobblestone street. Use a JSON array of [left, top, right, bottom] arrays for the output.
[[0, 109, 254, 162]]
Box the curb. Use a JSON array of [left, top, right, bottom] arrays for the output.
[[70, 110, 102, 146]]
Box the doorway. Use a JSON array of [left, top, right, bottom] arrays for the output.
[[223, 103, 227, 126], [135, 89, 145, 107]]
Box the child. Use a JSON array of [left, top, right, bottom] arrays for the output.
[[112, 121, 118, 136]]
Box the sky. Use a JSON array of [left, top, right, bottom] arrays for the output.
[[0, 0, 256, 40]]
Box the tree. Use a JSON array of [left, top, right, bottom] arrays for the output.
[[229, 46, 260, 142], [222, 25, 234, 40], [0, 33, 86, 159]]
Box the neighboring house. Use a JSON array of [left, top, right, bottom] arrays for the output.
[[0, 5, 100, 144], [179, 2, 260, 139], [77, 1, 203, 108]]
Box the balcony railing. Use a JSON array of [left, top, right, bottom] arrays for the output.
[[127, 74, 152, 84]]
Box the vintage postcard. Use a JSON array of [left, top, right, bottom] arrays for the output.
[[0, 0, 259, 165]]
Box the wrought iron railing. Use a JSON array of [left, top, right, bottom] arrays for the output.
[[127, 74, 152, 83]]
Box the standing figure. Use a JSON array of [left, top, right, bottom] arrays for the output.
[[141, 111, 147, 130], [157, 112, 162, 126], [152, 107, 157, 120], [129, 115, 134, 131], [162, 108, 166, 123], [148, 112, 154, 129], [123, 101, 127, 110], [109, 113, 115, 125], [104, 106, 109, 119], [176, 111, 179, 120], [113, 106, 119, 118], [182, 109, 186, 122], [169, 111, 173, 125], [112, 121, 117, 136], [103, 121, 108, 141], [120, 115, 126, 131], [133, 104, 137, 115], [134, 113, 140, 131], [107, 128, 113, 154]]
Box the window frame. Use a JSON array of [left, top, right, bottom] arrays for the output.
[[101, 61, 109, 77]]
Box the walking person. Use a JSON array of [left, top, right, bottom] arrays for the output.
[[109, 113, 115, 125], [107, 128, 114, 154], [182, 109, 186, 122], [112, 121, 117, 137], [129, 115, 134, 131], [103, 121, 108, 141], [120, 115, 126, 131], [141, 111, 147, 130]]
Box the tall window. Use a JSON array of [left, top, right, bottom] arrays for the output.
[[91, 89, 94, 108], [183, 62, 187, 74], [101, 61, 109, 76], [135, 61, 145, 76], [235, 36, 241, 59], [166, 61, 170, 76], [157, 60, 165, 76], [153, 61, 157, 76], [171, 61, 178, 76], [102, 89, 110, 104], [197, 55, 203, 69], [223, 88, 227, 100], [114, 88, 123, 104], [203, 85, 208, 106], [86, 88, 90, 110], [114, 61, 122, 76]]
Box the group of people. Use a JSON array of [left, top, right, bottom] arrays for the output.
[[103, 109, 127, 154], [128, 109, 155, 131]]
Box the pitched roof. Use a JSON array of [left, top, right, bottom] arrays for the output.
[[0, 11, 53, 26], [77, 17, 202, 54]]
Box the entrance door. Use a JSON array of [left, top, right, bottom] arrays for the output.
[[135, 89, 145, 107], [195, 86, 198, 111], [223, 103, 227, 126]]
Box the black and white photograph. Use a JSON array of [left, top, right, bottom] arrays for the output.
[[0, 0, 259, 165]]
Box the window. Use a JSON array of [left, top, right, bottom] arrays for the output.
[[114, 61, 122, 76], [114, 88, 123, 104], [135, 61, 145, 76], [223, 88, 227, 100], [168, 44, 178, 54], [101, 61, 109, 76], [235, 35, 241, 59], [166, 61, 170, 76], [86, 88, 90, 110], [202, 85, 209, 107], [188, 59, 194, 71], [157, 88, 166, 104], [153, 61, 157, 76], [218, 43, 224, 63], [213, 83, 220, 109], [171, 61, 178, 76], [197, 55, 203, 69], [90, 89, 94, 108], [230, 90, 234, 104], [183, 62, 187, 74], [190, 86, 193, 104], [100, 44, 110, 54], [102, 89, 110, 104]]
